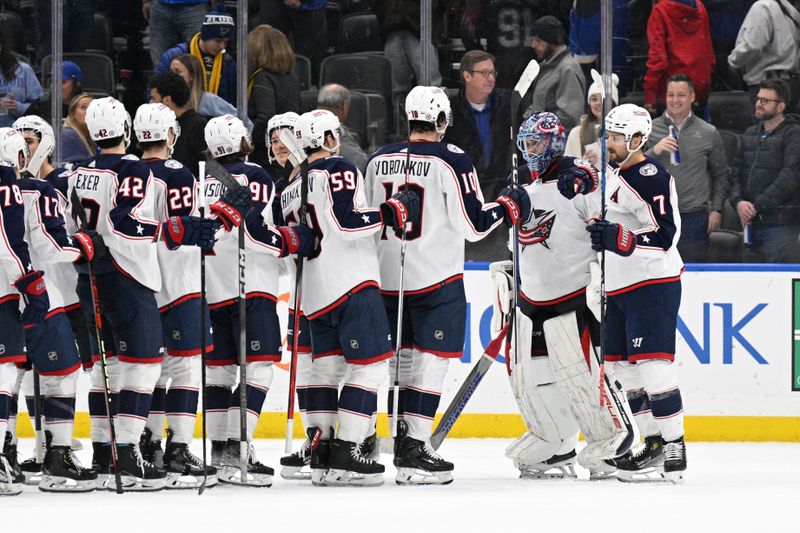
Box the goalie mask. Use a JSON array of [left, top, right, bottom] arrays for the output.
[[133, 103, 181, 156], [516, 112, 566, 175], [205, 114, 251, 159], [0, 127, 30, 172], [267, 111, 299, 164], [86, 96, 132, 149], [13, 115, 54, 177]]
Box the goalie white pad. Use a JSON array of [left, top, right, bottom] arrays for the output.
[[543, 311, 635, 469]]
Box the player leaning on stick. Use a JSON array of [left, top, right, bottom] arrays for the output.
[[492, 112, 634, 480], [559, 103, 687, 483], [68, 96, 216, 491], [364, 86, 530, 485]]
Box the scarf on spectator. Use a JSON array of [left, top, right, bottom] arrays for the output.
[[190, 33, 223, 96], [247, 68, 263, 99]]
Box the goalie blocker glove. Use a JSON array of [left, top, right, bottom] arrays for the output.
[[556, 161, 598, 199], [496, 186, 531, 227], [586, 219, 636, 256], [209, 186, 253, 232], [380, 190, 420, 231], [160, 216, 216, 251], [14, 270, 50, 325]]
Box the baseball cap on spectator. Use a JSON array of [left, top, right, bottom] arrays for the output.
[[201, 4, 235, 40], [63, 61, 83, 82], [531, 16, 565, 46], [588, 72, 620, 106]]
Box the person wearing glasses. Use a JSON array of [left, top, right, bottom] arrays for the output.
[[520, 15, 585, 129], [444, 50, 512, 260], [729, 78, 800, 262]]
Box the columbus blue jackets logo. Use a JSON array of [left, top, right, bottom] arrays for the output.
[[446, 144, 464, 154], [519, 209, 556, 248], [640, 163, 658, 176]]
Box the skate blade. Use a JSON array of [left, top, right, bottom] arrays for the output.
[[218, 467, 272, 487], [395, 467, 454, 485], [166, 472, 218, 489], [617, 467, 668, 483], [22, 471, 43, 485], [311, 469, 329, 486], [38, 475, 97, 493], [104, 474, 167, 492], [588, 469, 618, 481], [659, 469, 685, 484], [325, 468, 384, 487], [518, 462, 576, 480], [0, 482, 23, 496], [280, 465, 312, 481]]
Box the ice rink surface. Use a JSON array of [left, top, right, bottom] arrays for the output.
[[5, 439, 798, 533]]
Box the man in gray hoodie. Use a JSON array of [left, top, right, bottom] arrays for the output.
[[647, 73, 729, 262]]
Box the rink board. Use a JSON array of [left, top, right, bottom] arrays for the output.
[[23, 263, 800, 441]]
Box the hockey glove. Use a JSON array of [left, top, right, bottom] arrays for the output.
[[72, 230, 107, 264], [14, 270, 50, 326], [380, 190, 420, 231], [586, 219, 636, 256], [557, 163, 598, 199], [209, 187, 253, 232], [496, 186, 531, 227], [162, 216, 216, 251], [276, 224, 317, 258]]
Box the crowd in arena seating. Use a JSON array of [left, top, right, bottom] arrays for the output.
[[0, 0, 797, 263]]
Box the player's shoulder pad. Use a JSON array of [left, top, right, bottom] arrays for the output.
[[122, 154, 140, 161], [0, 164, 16, 183], [427, 141, 475, 175], [242, 160, 273, 183], [164, 158, 184, 170]]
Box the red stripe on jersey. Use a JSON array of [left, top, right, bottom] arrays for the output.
[[0, 294, 20, 305], [520, 286, 586, 307], [412, 345, 463, 359], [347, 350, 393, 365], [166, 345, 214, 357], [307, 280, 380, 320], [38, 361, 81, 376], [606, 270, 683, 296], [159, 292, 201, 312], [380, 274, 463, 296], [629, 352, 675, 363]]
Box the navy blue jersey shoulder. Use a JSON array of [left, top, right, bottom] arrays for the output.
[[309, 155, 359, 175], [18, 177, 74, 250], [44, 168, 71, 198], [227, 160, 274, 185], [0, 164, 16, 185], [370, 141, 475, 177], [87, 154, 151, 184], [0, 165, 31, 274], [619, 158, 672, 197], [539, 156, 581, 183]]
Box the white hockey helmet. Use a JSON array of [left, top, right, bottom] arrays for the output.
[[13, 115, 54, 177], [86, 96, 132, 148], [134, 103, 180, 147], [405, 86, 452, 135], [205, 114, 251, 159], [267, 111, 299, 163], [0, 127, 30, 172], [294, 109, 340, 154], [605, 103, 652, 151]]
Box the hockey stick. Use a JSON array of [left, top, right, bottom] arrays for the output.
[[197, 161, 209, 495], [70, 187, 123, 494], [279, 128, 309, 454], [508, 60, 540, 398], [430, 325, 508, 450], [32, 369, 44, 464]]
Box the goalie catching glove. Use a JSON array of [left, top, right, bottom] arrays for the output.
[[496, 186, 531, 227], [209, 186, 253, 232], [14, 270, 50, 326], [380, 189, 420, 230], [586, 219, 636, 256]]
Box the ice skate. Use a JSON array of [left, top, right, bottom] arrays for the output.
[[218, 440, 273, 487], [659, 436, 686, 484], [2, 432, 24, 484], [210, 440, 226, 467], [324, 438, 384, 487], [616, 435, 665, 483], [280, 439, 311, 480], [17, 430, 51, 485], [361, 432, 379, 461], [39, 446, 97, 493], [0, 445, 23, 496], [308, 427, 332, 487], [91, 442, 112, 489], [113, 444, 167, 491], [163, 442, 218, 489], [395, 436, 454, 485], [518, 449, 577, 480], [139, 427, 165, 469]]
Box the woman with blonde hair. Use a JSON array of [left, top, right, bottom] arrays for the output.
[[564, 72, 619, 167], [170, 54, 253, 132], [61, 93, 95, 164], [247, 24, 301, 168]]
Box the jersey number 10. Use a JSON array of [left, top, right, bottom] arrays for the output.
[[381, 182, 425, 241]]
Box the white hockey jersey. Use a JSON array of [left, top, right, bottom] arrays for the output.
[[597, 158, 684, 294], [364, 140, 506, 293], [281, 155, 382, 319], [203, 160, 283, 306], [67, 154, 162, 292], [518, 157, 601, 306]]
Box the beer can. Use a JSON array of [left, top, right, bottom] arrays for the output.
[[743, 223, 752, 245], [669, 125, 680, 166]]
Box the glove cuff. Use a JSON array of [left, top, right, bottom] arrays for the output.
[[496, 196, 520, 226], [616, 224, 636, 255], [385, 197, 408, 228]]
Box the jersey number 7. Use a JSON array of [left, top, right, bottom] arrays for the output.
[[381, 182, 425, 241]]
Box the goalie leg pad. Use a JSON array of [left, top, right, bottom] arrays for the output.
[[542, 310, 634, 467], [489, 260, 513, 338], [636, 360, 684, 442]]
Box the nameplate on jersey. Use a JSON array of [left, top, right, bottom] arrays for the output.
[[374, 159, 432, 177], [74, 171, 102, 191]]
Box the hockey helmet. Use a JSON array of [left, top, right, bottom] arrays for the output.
[[266, 111, 299, 163], [405, 86, 452, 135], [605, 103, 652, 151], [133, 103, 180, 155], [205, 114, 251, 159], [294, 109, 340, 154], [86, 96, 132, 148], [516, 112, 566, 174], [0, 127, 30, 172], [13, 115, 54, 177]]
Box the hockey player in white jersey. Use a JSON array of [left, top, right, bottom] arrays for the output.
[[491, 112, 634, 480], [133, 103, 218, 489], [281, 109, 418, 487], [364, 86, 529, 484], [68, 96, 216, 491], [559, 103, 687, 483]]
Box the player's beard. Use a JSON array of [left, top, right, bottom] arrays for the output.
[[607, 146, 626, 164]]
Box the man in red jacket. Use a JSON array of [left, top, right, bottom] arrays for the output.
[[644, 0, 715, 116]]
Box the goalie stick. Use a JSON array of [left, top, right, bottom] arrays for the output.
[[70, 187, 123, 495], [430, 325, 508, 450]]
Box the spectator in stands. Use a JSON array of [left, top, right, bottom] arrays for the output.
[[647, 73, 730, 262], [0, 33, 43, 128], [569, 0, 631, 94], [143, 0, 213, 69], [246, 24, 301, 169], [376, 0, 443, 105], [564, 71, 619, 165], [521, 15, 585, 129], [156, 4, 237, 106], [705, 0, 755, 91], [259, 0, 328, 85], [61, 93, 95, 164], [729, 79, 800, 262], [149, 70, 208, 176], [24, 60, 83, 123], [170, 53, 253, 132], [317, 83, 368, 171], [728, 0, 800, 113], [643, 0, 715, 117], [35, 0, 95, 64]]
